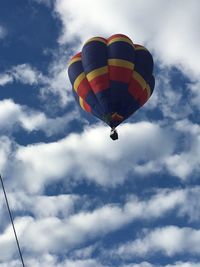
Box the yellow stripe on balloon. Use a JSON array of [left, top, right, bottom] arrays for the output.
[[108, 59, 134, 70], [133, 71, 146, 90], [86, 66, 108, 82], [79, 97, 85, 110], [84, 37, 107, 45], [107, 37, 134, 47], [74, 72, 85, 92], [146, 84, 151, 98], [135, 46, 148, 51], [68, 57, 81, 67]]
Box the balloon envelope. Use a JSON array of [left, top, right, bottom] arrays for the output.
[[68, 34, 155, 129]]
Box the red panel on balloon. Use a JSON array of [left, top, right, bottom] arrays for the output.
[[89, 74, 109, 94], [109, 66, 132, 83]]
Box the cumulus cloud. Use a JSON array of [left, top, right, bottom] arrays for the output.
[[122, 263, 153, 267], [165, 120, 200, 179], [55, 0, 200, 79], [39, 57, 73, 107], [1, 187, 199, 260], [1, 117, 198, 193], [187, 81, 200, 111], [114, 226, 200, 259], [0, 192, 80, 219], [148, 71, 193, 119], [0, 137, 12, 173], [164, 263, 200, 267], [0, 64, 45, 87], [0, 61, 72, 106], [0, 99, 45, 132], [121, 262, 200, 267], [11, 64, 45, 85], [0, 99, 77, 136], [0, 216, 32, 261], [4, 122, 175, 193], [176, 187, 200, 222], [0, 74, 13, 86], [0, 255, 106, 267], [2, 119, 199, 193], [0, 258, 199, 267], [71, 244, 98, 260], [0, 258, 93, 267]]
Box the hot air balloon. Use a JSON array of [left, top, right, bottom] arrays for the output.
[[68, 34, 155, 140]]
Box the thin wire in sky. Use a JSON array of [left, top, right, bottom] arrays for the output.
[[0, 175, 26, 267]]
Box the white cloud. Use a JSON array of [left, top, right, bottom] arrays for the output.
[[0, 192, 80, 219], [121, 263, 153, 267], [11, 64, 44, 85], [121, 262, 200, 267], [0, 186, 199, 266], [148, 71, 192, 119], [40, 60, 73, 107], [1, 187, 199, 260], [0, 99, 45, 132], [0, 64, 44, 87], [165, 263, 200, 267], [71, 244, 98, 259], [6, 122, 174, 193], [165, 120, 200, 179], [174, 119, 200, 136], [0, 259, 21, 267], [0, 136, 12, 173], [0, 246, 105, 267], [187, 82, 200, 111], [0, 216, 32, 261], [56, 259, 105, 267], [0, 61, 72, 106], [0, 99, 77, 135], [115, 226, 200, 258], [0, 74, 13, 86], [55, 0, 200, 80], [2, 186, 199, 228], [177, 188, 200, 222], [1, 118, 199, 192], [165, 150, 200, 179], [0, 258, 199, 267]]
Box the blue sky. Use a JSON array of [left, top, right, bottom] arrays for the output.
[[0, 0, 200, 266]]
